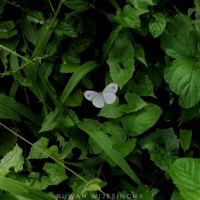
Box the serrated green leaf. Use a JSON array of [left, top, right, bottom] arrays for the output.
[[121, 103, 162, 136], [0, 21, 17, 39], [149, 12, 166, 38], [180, 130, 192, 151], [28, 137, 60, 159], [171, 190, 184, 200], [139, 128, 179, 172], [164, 59, 200, 108], [170, 158, 200, 200], [161, 14, 200, 59], [43, 162, 68, 184], [0, 144, 24, 177], [107, 32, 135, 88]]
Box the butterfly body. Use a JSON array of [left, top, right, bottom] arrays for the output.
[[84, 83, 118, 108]]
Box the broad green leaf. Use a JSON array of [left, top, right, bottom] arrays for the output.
[[171, 190, 184, 200], [103, 25, 123, 61], [65, 89, 83, 107], [39, 111, 59, 132], [43, 162, 68, 185], [18, 20, 38, 45], [179, 103, 200, 125], [127, 72, 155, 97], [28, 137, 60, 160], [26, 11, 45, 24], [139, 128, 179, 172], [164, 59, 200, 108], [114, 5, 141, 28], [128, 0, 158, 15], [0, 127, 17, 156], [63, 0, 88, 9], [0, 177, 56, 200], [137, 185, 159, 200], [55, 22, 77, 38], [98, 99, 123, 118], [83, 179, 103, 192], [107, 32, 135, 88], [78, 120, 142, 185], [0, 21, 17, 39], [180, 130, 192, 151], [149, 12, 166, 38], [0, 144, 24, 177], [121, 103, 162, 136], [170, 158, 200, 200], [161, 14, 200, 59], [119, 92, 148, 113], [134, 44, 147, 66]]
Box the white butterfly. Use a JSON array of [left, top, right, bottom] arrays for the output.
[[84, 83, 118, 108]]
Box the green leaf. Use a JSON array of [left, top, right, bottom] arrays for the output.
[[149, 12, 166, 38], [103, 25, 123, 61], [137, 185, 159, 200], [127, 72, 155, 97], [134, 44, 147, 66], [161, 14, 200, 59], [170, 158, 200, 200], [139, 128, 179, 172], [107, 32, 135, 88], [180, 130, 192, 151], [0, 21, 17, 39], [43, 162, 68, 185], [55, 22, 77, 38], [18, 20, 38, 45], [0, 127, 17, 156], [78, 120, 142, 185], [39, 111, 59, 132], [119, 92, 148, 113], [121, 103, 162, 136], [26, 11, 45, 24], [171, 190, 184, 200], [0, 177, 56, 200], [28, 137, 60, 160], [65, 89, 83, 107], [63, 0, 88, 9], [0, 144, 24, 177], [60, 61, 99, 104], [60, 63, 80, 73], [0, 94, 41, 126], [98, 99, 123, 118], [114, 5, 141, 28], [164, 59, 200, 108]]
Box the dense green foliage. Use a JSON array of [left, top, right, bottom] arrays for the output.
[[0, 0, 200, 199]]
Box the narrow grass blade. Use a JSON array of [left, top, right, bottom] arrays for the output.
[[0, 177, 56, 200], [60, 61, 100, 103]]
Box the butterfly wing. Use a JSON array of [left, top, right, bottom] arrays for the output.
[[102, 83, 118, 94], [84, 91, 104, 108], [92, 94, 105, 108], [102, 93, 116, 104], [102, 83, 118, 105], [84, 91, 99, 101]]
